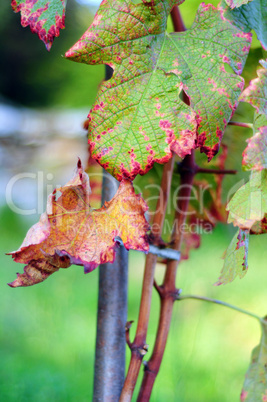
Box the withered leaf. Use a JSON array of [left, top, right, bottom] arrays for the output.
[[8, 160, 149, 287]]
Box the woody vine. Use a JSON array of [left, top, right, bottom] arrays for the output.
[[7, 0, 267, 400]]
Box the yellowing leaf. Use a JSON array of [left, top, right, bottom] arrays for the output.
[[215, 229, 249, 286], [8, 160, 149, 287], [243, 126, 267, 171], [241, 319, 267, 402], [240, 60, 267, 172], [240, 60, 267, 116], [227, 171, 267, 230]]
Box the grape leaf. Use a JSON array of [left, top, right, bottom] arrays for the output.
[[243, 120, 267, 231], [215, 229, 249, 285], [243, 126, 267, 171], [65, 1, 251, 180], [8, 160, 149, 287], [11, 0, 65, 50], [240, 60, 267, 171], [225, 0, 252, 9], [241, 319, 267, 402], [221, 0, 267, 50], [227, 170, 267, 230], [240, 60, 267, 116]]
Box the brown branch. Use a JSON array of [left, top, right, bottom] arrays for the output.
[[153, 279, 163, 297], [170, 5, 186, 31], [196, 167, 237, 175], [125, 321, 134, 348], [177, 162, 237, 176], [119, 156, 175, 401], [137, 151, 196, 401]]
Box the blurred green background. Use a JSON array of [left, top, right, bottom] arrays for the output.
[[1, 0, 267, 401]]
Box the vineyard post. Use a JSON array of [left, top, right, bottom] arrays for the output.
[[93, 66, 129, 401]]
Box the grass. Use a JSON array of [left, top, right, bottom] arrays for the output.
[[1, 206, 267, 401]]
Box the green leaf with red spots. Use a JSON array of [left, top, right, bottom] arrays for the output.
[[227, 170, 267, 230], [65, 1, 251, 180], [241, 319, 267, 402], [240, 60, 267, 171], [224, 0, 252, 8], [221, 0, 267, 50], [8, 160, 149, 287], [243, 126, 267, 171], [240, 60, 267, 116], [11, 0, 65, 50], [215, 229, 249, 286]]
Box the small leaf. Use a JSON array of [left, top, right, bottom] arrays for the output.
[[243, 126, 267, 171], [221, 0, 267, 50], [241, 319, 267, 402], [11, 0, 65, 50], [8, 160, 149, 287], [240, 60, 267, 116], [227, 170, 267, 230], [65, 1, 251, 180], [215, 229, 249, 285]]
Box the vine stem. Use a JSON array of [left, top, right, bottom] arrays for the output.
[[196, 167, 237, 175], [136, 8, 194, 400], [137, 151, 196, 401], [119, 156, 175, 401], [228, 121, 253, 129], [177, 294, 264, 323]]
